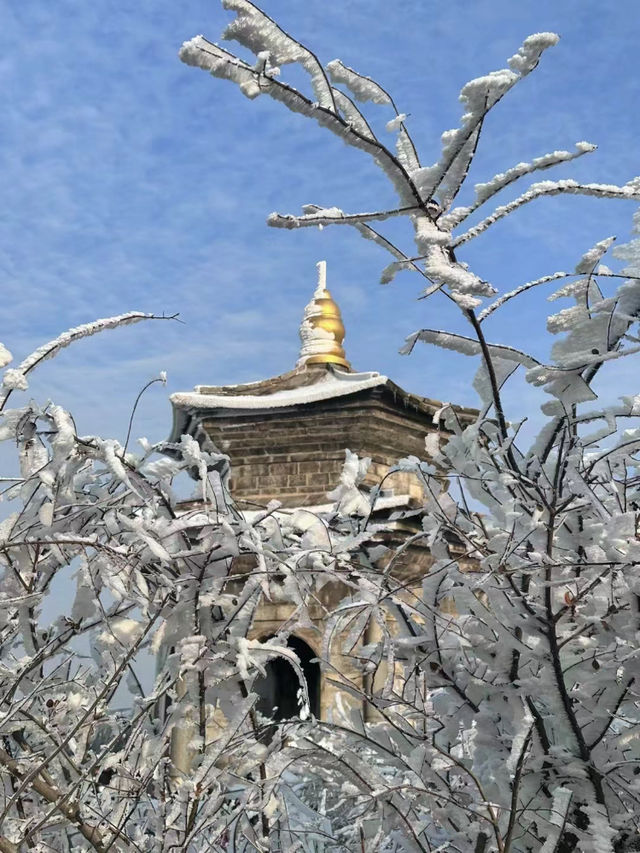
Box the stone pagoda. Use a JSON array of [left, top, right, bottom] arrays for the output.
[[168, 261, 475, 723], [169, 262, 473, 509]]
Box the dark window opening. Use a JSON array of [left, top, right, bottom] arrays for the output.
[[254, 636, 321, 723]]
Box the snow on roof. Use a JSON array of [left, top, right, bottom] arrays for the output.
[[170, 369, 388, 412]]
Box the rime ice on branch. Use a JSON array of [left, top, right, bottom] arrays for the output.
[[179, 3, 640, 850]]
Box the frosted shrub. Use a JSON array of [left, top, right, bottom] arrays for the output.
[[177, 2, 640, 850], [0, 313, 367, 851]]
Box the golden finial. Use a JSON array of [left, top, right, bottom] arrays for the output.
[[297, 261, 351, 370]]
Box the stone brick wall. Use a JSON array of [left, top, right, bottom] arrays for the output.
[[183, 379, 474, 726], [202, 387, 437, 507]]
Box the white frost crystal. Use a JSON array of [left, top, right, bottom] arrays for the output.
[[0, 343, 12, 368], [326, 59, 391, 104], [2, 369, 28, 391]]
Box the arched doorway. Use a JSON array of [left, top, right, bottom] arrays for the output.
[[254, 636, 321, 722]]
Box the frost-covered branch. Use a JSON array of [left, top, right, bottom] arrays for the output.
[[441, 141, 597, 230], [454, 179, 640, 247], [267, 203, 420, 229], [0, 312, 176, 410], [401, 327, 539, 367], [181, 4, 640, 844], [6, 6, 639, 850], [179, 33, 429, 211]]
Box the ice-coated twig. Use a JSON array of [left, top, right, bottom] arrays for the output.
[[413, 33, 560, 209], [0, 312, 176, 411], [479, 272, 572, 322], [401, 327, 539, 368], [179, 35, 428, 210], [326, 59, 392, 106], [454, 180, 640, 247], [267, 204, 420, 229], [222, 0, 337, 111], [440, 142, 597, 229], [330, 88, 377, 141]]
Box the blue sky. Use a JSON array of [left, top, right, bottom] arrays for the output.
[[1, 0, 640, 451]]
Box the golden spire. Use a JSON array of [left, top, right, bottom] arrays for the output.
[[297, 261, 351, 370]]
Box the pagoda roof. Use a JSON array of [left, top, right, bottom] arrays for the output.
[[167, 260, 477, 443], [172, 366, 383, 410], [168, 363, 476, 442]]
